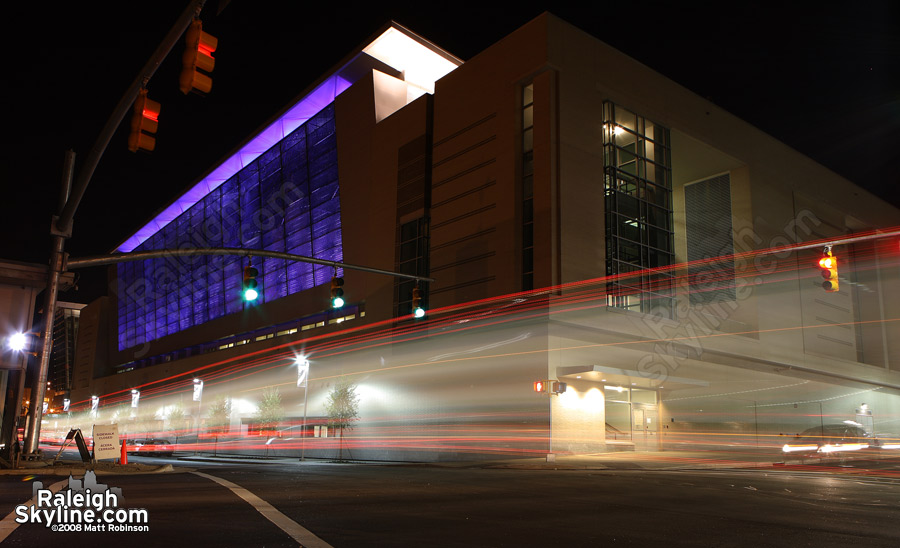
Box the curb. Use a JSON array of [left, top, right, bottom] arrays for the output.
[[0, 463, 180, 476]]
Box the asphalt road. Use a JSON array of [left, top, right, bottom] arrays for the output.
[[2, 457, 899, 547]]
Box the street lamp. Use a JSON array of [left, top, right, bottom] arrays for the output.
[[7, 332, 27, 352], [296, 356, 310, 461], [193, 379, 203, 453]]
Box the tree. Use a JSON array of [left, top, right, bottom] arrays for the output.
[[207, 396, 232, 434], [207, 395, 231, 456], [325, 377, 360, 462], [255, 387, 284, 436], [166, 403, 187, 444]]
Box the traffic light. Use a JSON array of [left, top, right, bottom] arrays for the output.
[[412, 286, 425, 318], [330, 276, 345, 308], [242, 264, 259, 301], [533, 381, 545, 393], [179, 19, 217, 94], [128, 89, 160, 152], [818, 250, 839, 292]]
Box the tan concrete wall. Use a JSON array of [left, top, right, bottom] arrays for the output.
[[429, 15, 550, 306]]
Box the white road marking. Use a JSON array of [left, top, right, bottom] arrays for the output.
[[192, 471, 333, 548], [0, 478, 67, 543]]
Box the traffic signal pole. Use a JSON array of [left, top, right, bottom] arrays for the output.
[[21, 0, 208, 459], [66, 248, 435, 283]]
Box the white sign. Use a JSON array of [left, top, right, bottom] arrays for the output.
[[92, 424, 120, 460], [192, 380, 204, 402], [297, 362, 309, 388], [131, 390, 140, 408], [91, 396, 99, 413], [63, 398, 70, 412]]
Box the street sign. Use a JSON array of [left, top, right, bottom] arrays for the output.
[[92, 424, 120, 460]]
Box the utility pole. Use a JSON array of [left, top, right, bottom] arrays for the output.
[[21, 0, 207, 459]]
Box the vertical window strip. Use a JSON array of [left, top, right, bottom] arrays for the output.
[[522, 83, 535, 291], [397, 218, 429, 316], [602, 101, 674, 317]]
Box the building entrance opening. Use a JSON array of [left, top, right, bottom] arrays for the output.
[[632, 406, 659, 451], [604, 385, 659, 451]]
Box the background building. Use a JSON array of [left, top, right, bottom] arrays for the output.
[[66, 14, 900, 461], [47, 301, 84, 412], [0, 260, 48, 463]]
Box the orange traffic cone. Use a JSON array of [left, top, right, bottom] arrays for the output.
[[120, 441, 128, 465]]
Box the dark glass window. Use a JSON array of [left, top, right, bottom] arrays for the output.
[[397, 217, 429, 316], [522, 83, 535, 291], [603, 102, 674, 317]]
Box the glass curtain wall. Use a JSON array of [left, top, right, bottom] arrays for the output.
[[603, 102, 674, 317], [117, 105, 342, 351]]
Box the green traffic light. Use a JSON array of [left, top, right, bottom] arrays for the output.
[[242, 264, 259, 301]]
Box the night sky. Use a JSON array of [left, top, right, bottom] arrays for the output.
[[4, 1, 899, 303]]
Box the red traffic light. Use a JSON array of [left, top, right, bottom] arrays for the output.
[[180, 19, 217, 94], [128, 89, 160, 152], [533, 381, 544, 393]]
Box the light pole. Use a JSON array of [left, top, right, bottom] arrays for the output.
[[193, 379, 203, 453], [21, 1, 209, 461], [297, 357, 310, 461]]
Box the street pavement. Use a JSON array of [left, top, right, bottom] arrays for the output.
[[3, 446, 897, 475], [2, 450, 899, 547]]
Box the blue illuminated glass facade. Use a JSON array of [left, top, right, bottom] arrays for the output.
[[117, 104, 341, 351]]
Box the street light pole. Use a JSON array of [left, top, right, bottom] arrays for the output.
[[193, 378, 203, 454], [20, 0, 207, 460], [22, 152, 74, 458], [297, 358, 310, 461]]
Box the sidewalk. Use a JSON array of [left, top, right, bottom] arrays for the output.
[[0, 459, 176, 476]]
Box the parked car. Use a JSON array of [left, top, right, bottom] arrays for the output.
[[782, 424, 872, 455], [126, 438, 175, 457]]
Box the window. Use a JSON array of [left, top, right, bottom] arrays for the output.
[[603, 102, 674, 317], [685, 174, 735, 305], [397, 217, 429, 316], [117, 105, 341, 350], [522, 83, 535, 290]]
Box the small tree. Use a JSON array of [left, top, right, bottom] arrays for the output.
[[207, 396, 231, 456], [166, 403, 187, 444], [256, 387, 284, 436], [325, 377, 360, 462], [207, 396, 232, 434]]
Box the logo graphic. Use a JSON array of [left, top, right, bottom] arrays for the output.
[[15, 471, 149, 532]]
